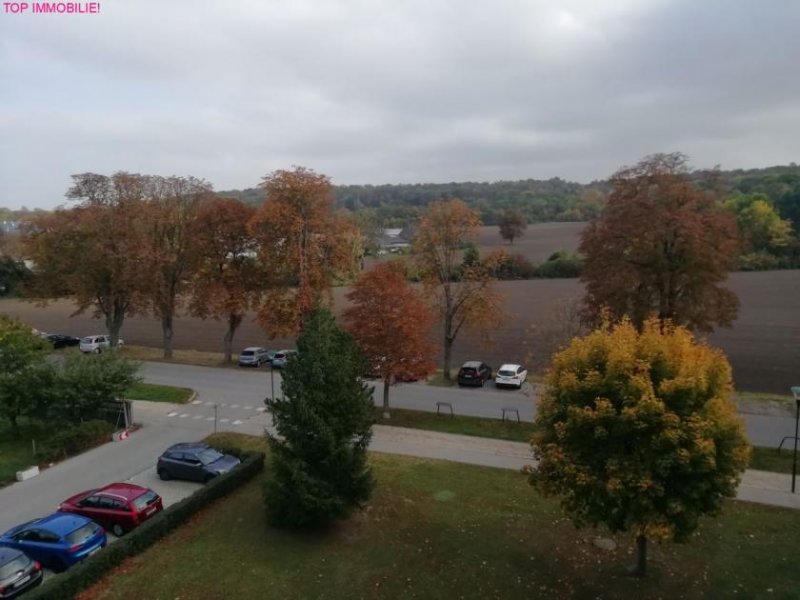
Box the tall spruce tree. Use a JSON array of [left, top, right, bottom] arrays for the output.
[[264, 308, 375, 528]]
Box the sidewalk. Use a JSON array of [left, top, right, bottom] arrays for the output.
[[134, 400, 800, 511], [372, 425, 800, 510]]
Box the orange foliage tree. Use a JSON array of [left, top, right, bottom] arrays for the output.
[[187, 197, 261, 363], [580, 153, 740, 332], [343, 261, 436, 418], [412, 199, 502, 382], [250, 167, 360, 337], [22, 173, 149, 346], [139, 176, 212, 357]]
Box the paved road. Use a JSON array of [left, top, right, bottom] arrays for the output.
[[141, 362, 798, 448]]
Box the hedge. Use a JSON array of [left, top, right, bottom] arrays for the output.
[[42, 420, 115, 461], [27, 450, 265, 600]]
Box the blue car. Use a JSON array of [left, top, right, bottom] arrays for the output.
[[0, 513, 106, 573]]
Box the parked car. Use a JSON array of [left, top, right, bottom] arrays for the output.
[[44, 334, 81, 349], [271, 349, 297, 369], [457, 361, 493, 387], [157, 442, 241, 483], [238, 347, 273, 367], [0, 547, 43, 599], [0, 513, 106, 573], [58, 483, 163, 537], [79, 335, 124, 354], [495, 364, 528, 389]]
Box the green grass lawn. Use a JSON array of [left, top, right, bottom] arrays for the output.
[[0, 420, 49, 487], [82, 433, 800, 599], [379, 407, 535, 442], [749, 446, 799, 474], [124, 382, 194, 404]]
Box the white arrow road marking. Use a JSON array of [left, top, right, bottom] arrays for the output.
[[205, 417, 214, 421], [179, 414, 189, 418], [232, 420, 243, 426], [191, 400, 202, 405], [255, 407, 266, 413], [167, 411, 178, 417]]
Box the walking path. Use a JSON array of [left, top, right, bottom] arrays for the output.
[[135, 399, 800, 511]]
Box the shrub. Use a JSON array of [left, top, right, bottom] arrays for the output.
[[43, 420, 115, 460], [535, 252, 582, 278], [27, 450, 265, 600], [737, 251, 782, 271]]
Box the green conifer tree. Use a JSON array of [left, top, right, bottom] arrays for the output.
[[265, 308, 375, 528]]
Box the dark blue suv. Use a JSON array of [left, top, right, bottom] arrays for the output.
[[157, 443, 241, 483]]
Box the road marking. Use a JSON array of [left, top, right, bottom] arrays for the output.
[[204, 402, 214, 406], [191, 400, 202, 405], [231, 404, 240, 408], [255, 407, 266, 413], [232, 420, 243, 426], [179, 413, 189, 418], [167, 411, 178, 417], [242, 406, 252, 410], [220, 418, 230, 423], [192, 415, 203, 419], [205, 417, 214, 421]]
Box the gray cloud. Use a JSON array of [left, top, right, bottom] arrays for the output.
[[1, 0, 798, 208]]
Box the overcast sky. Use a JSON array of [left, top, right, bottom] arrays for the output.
[[1, 0, 798, 209]]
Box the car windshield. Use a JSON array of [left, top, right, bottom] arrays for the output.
[[274, 353, 285, 359], [241, 350, 254, 356], [197, 448, 224, 465], [132, 490, 159, 511], [66, 522, 100, 544], [461, 368, 476, 374], [0, 554, 29, 578], [81, 337, 93, 344], [498, 369, 516, 376]]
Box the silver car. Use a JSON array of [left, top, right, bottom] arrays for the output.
[[238, 347, 272, 367]]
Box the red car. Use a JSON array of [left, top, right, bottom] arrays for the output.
[[58, 483, 163, 537]]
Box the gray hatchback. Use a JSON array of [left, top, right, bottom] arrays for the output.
[[157, 443, 241, 483]]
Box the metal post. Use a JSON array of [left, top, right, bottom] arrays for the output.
[[791, 387, 800, 493], [270, 365, 275, 402], [214, 404, 218, 434]]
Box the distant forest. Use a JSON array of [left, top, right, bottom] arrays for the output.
[[218, 164, 800, 231]]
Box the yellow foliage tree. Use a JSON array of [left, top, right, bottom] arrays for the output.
[[530, 318, 750, 577]]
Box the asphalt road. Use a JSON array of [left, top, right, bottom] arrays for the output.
[[141, 361, 799, 448]]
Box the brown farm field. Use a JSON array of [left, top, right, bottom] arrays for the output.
[[2, 223, 798, 394]]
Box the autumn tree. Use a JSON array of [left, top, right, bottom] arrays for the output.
[[579, 153, 740, 332], [23, 173, 148, 346], [530, 318, 749, 577], [187, 198, 260, 363], [264, 309, 374, 528], [250, 167, 360, 337], [412, 199, 502, 382], [140, 176, 211, 357], [723, 193, 794, 254], [498, 208, 527, 244], [344, 261, 436, 418]]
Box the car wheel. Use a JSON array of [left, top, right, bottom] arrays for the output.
[[158, 468, 171, 481], [112, 523, 125, 537], [93, 348, 101, 354]]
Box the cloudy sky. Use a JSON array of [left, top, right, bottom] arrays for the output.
[[1, 0, 798, 209]]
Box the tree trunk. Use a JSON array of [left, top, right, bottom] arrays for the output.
[[443, 335, 453, 382], [630, 534, 647, 578], [161, 311, 173, 358], [9, 413, 19, 437], [105, 298, 126, 347], [382, 376, 391, 419], [223, 313, 243, 364]]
